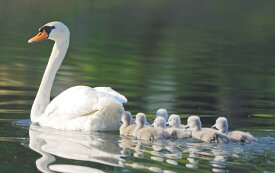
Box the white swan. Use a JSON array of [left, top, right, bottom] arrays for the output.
[[28, 21, 127, 131], [212, 117, 258, 143], [154, 109, 168, 122], [186, 116, 229, 143]]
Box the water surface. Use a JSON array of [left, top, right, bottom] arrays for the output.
[[1, 0, 275, 172]]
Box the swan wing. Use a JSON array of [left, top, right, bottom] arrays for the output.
[[94, 87, 127, 103], [44, 86, 124, 119]]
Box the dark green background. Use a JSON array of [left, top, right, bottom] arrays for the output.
[[0, 1, 275, 172], [1, 1, 275, 118]]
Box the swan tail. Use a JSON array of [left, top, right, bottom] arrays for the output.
[[242, 133, 258, 143]]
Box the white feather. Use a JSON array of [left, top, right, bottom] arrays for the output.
[[29, 22, 127, 132]]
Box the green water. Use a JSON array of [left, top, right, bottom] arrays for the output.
[[0, 0, 275, 172]]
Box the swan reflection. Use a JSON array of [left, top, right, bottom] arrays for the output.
[[29, 124, 123, 173], [28, 124, 246, 173]]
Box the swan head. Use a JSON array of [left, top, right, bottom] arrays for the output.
[[154, 109, 168, 122], [186, 116, 202, 131], [212, 117, 228, 133], [121, 111, 132, 125], [152, 117, 166, 128], [167, 114, 181, 128], [28, 21, 70, 43], [135, 113, 146, 126]]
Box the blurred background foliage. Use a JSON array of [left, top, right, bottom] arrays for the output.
[[1, 0, 275, 119]]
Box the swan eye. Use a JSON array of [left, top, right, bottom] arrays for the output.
[[38, 27, 43, 33], [38, 26, 55, 35], [45, 26, 55, 35]]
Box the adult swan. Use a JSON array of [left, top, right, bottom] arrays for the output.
[[28, 21, 127, 131]]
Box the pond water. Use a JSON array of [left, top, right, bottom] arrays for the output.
[[0, 0, 275, 172]]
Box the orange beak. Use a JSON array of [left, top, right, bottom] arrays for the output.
[[28, 30, 49, 43]]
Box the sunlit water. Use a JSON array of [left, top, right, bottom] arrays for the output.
[[1, 0, 275, 172], [0, 119, 274, 173]]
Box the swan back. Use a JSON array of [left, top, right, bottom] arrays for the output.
[[133, 126, 170, 141], [165, 128, 192, 139], [94, 87, 127, 103], [200, 128, 229, 143], [228, 131, 258, 143]]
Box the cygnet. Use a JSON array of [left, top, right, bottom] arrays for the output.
[[120, 111, 136, 136], [131, 112, 150, 125], [153, 117, 191, 139], [167, 114, 187, 129], [212, 117, 258, 143], [186, 116, 229, 143], [133, 114, 169, 141], [154, 109, 168, 122]]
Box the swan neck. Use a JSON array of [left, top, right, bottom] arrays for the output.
[[134, 123, 143, 132], [31, 38, 69, 122], [193, 126, 201, 131], [174, 123, 180, 128], [219, 128, 227, 133], [121, 122, 129, 129]]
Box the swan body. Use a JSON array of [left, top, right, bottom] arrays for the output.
[[133, 114, 168, 141], [168, 128, 192, 139], [187, 116, 229, 143], [29, 22, 127, 131], [212, 117, 258, 143], [167, 114, 187, 129]]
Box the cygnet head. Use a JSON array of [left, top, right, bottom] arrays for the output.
[[121, 111, 132, 125], [152, 117, 166, 128], [187, 116, 202, 131], [212, 117, 228, 133], [135, 113, 146, 126], [28, 21, 70, 43], [167, 114, 181, 128], [155, 109, 168, 121]]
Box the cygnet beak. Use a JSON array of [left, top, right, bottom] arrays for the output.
[[185, 125, 190, 129], [211, 124, 217, 129], [166, 123, 169, 126]]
